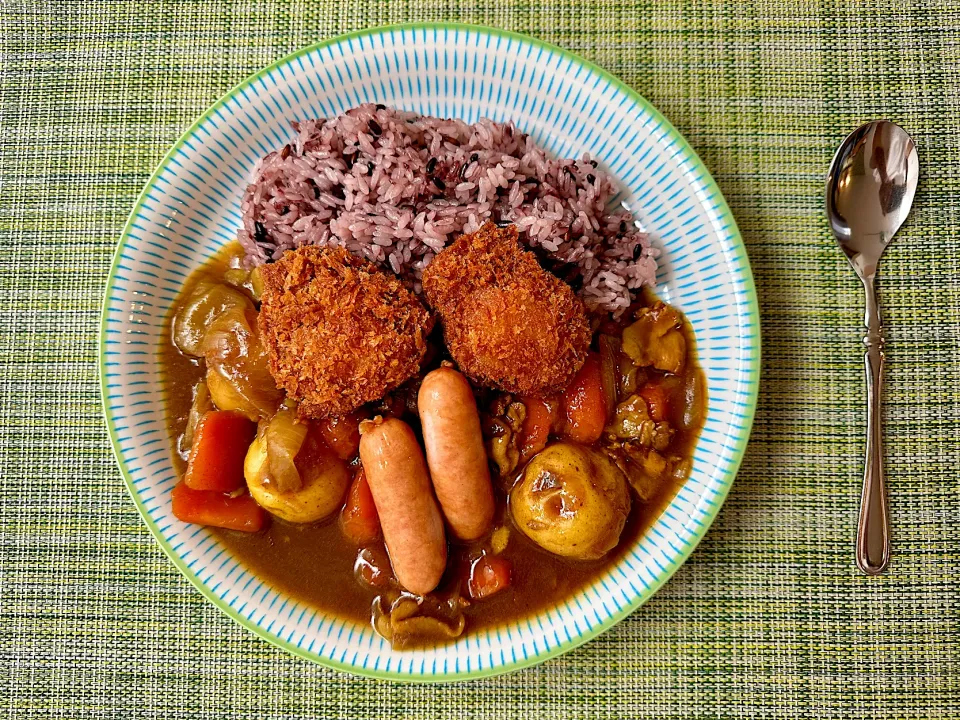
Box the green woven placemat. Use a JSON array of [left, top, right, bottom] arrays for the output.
[[2, 1, 958, 717]]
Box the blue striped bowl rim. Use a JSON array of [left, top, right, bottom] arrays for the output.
[[99, 23, 760, 681]]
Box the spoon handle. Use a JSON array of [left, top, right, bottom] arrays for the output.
[[857, 275, 890, 574]]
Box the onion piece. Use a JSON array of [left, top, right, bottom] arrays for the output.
[[265, 409, 308, 493], [598, 334, 621, 423], [681, 371, 706, 431], [201, 306, 282, 420], [172, 282, 252, 357], [372, 594, 466, 649], [223, 267, 264, 302], [179, 380, 213, 459]]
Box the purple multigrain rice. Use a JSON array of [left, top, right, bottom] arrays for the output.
[[237, 104, 658, 315]]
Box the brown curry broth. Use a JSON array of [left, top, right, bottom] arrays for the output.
[[161, 242, 705, 633]]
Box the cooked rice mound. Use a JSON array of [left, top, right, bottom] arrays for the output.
[[238, 104, 657, 315]]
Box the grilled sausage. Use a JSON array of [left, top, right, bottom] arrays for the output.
[[359, 417, 446, 594], [418, 367, 495, 540]]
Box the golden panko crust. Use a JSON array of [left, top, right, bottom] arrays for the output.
[[421, 223, 590, 396], [258, 246, 432, 418]]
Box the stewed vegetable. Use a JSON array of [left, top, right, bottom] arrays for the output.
[[509, 443, 631, 560], [162, 240, 706, 649], [184, 410, 256, 492], [243, 420, 350, 524]]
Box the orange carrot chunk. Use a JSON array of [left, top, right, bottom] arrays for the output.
[[171, 481, 265, 532], [340, 469, 381, 545], [184, 410, 257, 492], [639, 382, 671, 422], [318, 410, 363, 460], [518, 397, 553, 463], [561, 353, 607, 444], [467, 554, 513, 600]]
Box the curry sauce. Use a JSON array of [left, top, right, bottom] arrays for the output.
[[161, 242, 706, 641]]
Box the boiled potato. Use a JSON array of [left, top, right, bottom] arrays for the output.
[[509, 443, 630, 560], [244, 424, 350, 523]]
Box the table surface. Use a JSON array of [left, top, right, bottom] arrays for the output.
[[3, 2, 959, 718]]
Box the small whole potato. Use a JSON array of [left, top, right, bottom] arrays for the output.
[[245, 424, 349, 523], [509, 443, 631, 560]]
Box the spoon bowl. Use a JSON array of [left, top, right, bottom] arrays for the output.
[[827, 121, 919, 276], [825, 120, 919, 575]]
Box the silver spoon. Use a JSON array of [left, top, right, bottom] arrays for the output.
[[825, 120, 919, 575]]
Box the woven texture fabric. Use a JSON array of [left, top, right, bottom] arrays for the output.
[[2, 1, 958, 717]]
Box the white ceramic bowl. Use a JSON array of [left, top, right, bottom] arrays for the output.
[[100, 23, 759, 681]]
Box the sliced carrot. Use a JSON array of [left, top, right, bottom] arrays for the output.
[[318, 410, 363, 460], [561, 353, 607, 444], [340, 469, 381, 545], [518, 397, 553, 463], [639, 382, 670, 422], [171, 481, 265, 532], [467, 554, 512, 600], [184, 410, 256, 492]]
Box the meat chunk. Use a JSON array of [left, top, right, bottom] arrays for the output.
[[258, 246, 432, 418], [621, 302, 686, 374], [422, 223, 590, 396]]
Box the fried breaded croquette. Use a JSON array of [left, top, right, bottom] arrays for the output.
[[422, 223, 590, 396], [258, 246, 432, 419]]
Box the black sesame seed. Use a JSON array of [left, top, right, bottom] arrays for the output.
[[368, 119, 382, 136], [433, 177, 446, 190], [619, 221, 627, 233], [375, 103, 386, 110], [589, 160, 598, 168], [254, 221, 268, 244], [495, 220, 513, 228], [471, 153, 479, 163], [459, 163, 469, 181], [586, 174, 596, 184], [426, 157, 438, 174], [633, 244, 643, 260]]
